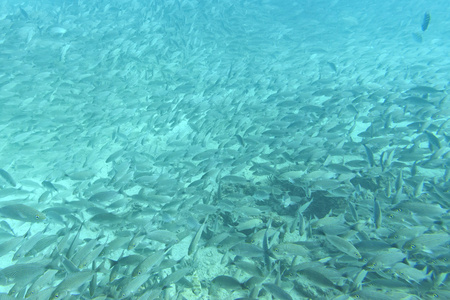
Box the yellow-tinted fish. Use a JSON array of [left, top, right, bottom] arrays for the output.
[[0, 204, 46, 222]]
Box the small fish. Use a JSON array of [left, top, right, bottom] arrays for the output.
[[71, 238, 98, 267], [0, 237, 23, 258], [348, 201, 358, 222], [90, 261, 97, 297], [263, 283, 293, 300], [120, 273, 151, 298], [20, 7, 29, 19], [326, 234, 361, 259], [363, 144, 375, 167], [229, 243, 264, 258], [374, 198, 382, 229], [0, 169, 16, 187], [421, 12, 430, 31], [263, 228, 271, 272], [298, 212, 306, 237], [25, 269, 58, 298], [327, 62, 337, 72], [403, 233, 450, 253], [394, 170, 403, 202], [42, 180, 58, 192], [350, 269, 368, 292], [236, 219, 263, 231], [160, 267, 191, 287], [131, 248, 168, 277], [0, 204, 46, 222], [106, 149, 125, 163], [364, 250, 406, 271], [188, 216, 208, 256], [88, 191, 119, 202], [424, 131, 441, 150], [272, 243, 309, 257], [235, 134, 245, 147], [233, 261, 264, 277], [212, 275, 242, 290], [49, 271, 94, 300], [128, 231, 145, 250], [1, 263, 46, 286]]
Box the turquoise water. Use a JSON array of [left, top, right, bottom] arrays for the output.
[[0, 0, 449, 299]]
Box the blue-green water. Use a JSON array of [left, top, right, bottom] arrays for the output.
[[0, 0, 449, 299]]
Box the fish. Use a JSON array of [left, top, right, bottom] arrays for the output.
[[49, 271, 94, 300], [421, 12, 430, 31], [272, 243, 310, 257], [42, 180, 58, 192], [119, 273, 151, 297], [0, 204, 46, 222], [88, 191, 120, 202], [212, 275, 242, 290], [229, 243, 264, 258], [363, 144, 375, 167], [392, 263, 431, 283], [403, 233, 450, 253], [325, 234, 362, 259], [0, 237, 23, 258], [20, 7, 29, 19], [424, 131, 441, 149], [0, 169, 16, 187], [327, 62, 337, 72], [131, 248, 168, 277], [188, 216, 208, 256], [233, 260, 264, 277], [25, 269, 58, 298], [374, 198, 382, 229], [146, 230, 179, 244], [235, 134, 245, 147], [364, 249, 406, 271], [262, 228, 271, 272], [160, 267, 191, 287], [263, 283, 293, 300], [236, 219, 263, 231], [0, 263, 46, 285], [0, 2, 448, 299], [350, 269, 367, 292]]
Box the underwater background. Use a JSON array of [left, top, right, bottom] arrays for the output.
[[0, 0, 449, 299]]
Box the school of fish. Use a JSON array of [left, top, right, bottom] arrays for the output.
[[0, 0, 449, 299]]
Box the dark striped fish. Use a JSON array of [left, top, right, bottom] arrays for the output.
[[421, 12, 430, 31]]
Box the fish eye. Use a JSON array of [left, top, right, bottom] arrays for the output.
[[410, 244, 416, 249], [35, 215, 40, 219], [388, 214, 394, 219], [432, 293, 439, 298]]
